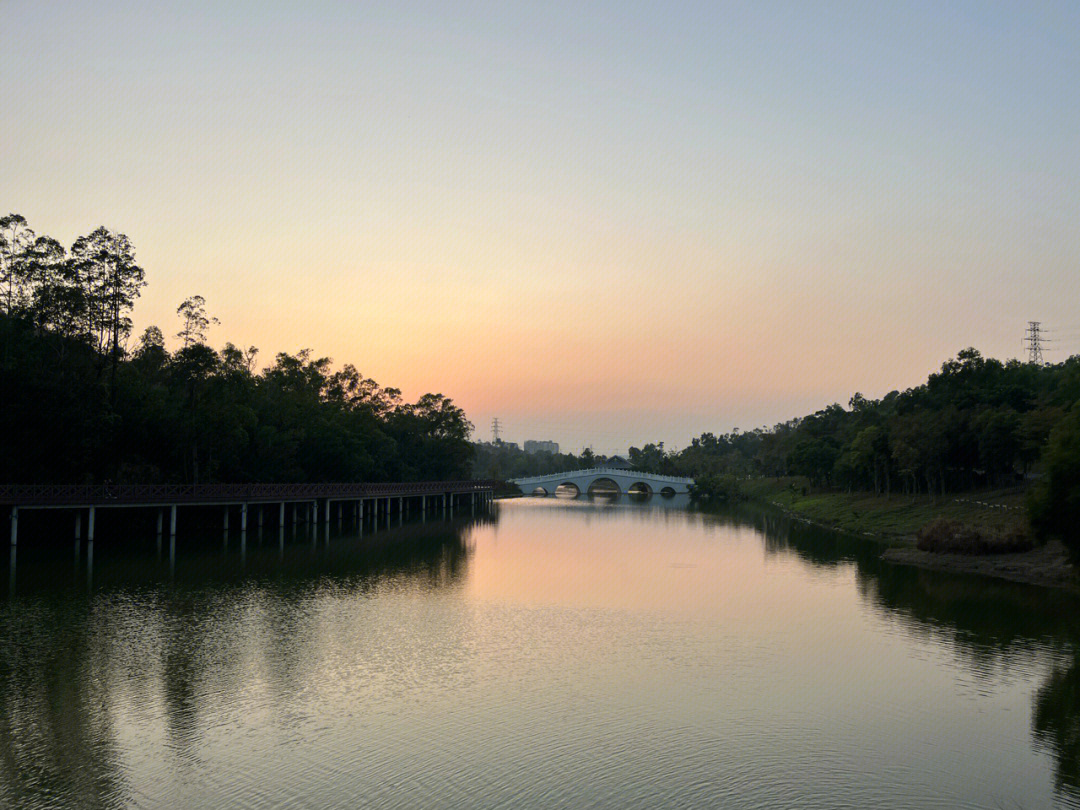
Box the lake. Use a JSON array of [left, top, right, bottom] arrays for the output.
[[2, 495, 1079, 809]]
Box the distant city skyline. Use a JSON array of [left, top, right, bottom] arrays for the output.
[[6, 2, 1079, 451]]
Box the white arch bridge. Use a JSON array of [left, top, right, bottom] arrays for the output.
[[510, 468, 694, 497]]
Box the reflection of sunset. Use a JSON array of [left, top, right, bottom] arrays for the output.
[[468, 501, 854, 617], [1, 498, 1075, 808]]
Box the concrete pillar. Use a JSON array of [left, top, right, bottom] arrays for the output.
[[280, 502, 286, 528], [336, 502, 342, 524], [9, 507, 17, 547], [88, 506, 96, 542], [170, 504, 177, 536], [241, 502, 248, 533], [75, 510, 82, 540], [156, 509, 163, 537], [223, 507, 229, 535], [258, 507, 264, 530]]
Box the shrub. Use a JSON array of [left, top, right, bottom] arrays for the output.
[[690, 473, 742, 502], [916, 517, 1034, 555]]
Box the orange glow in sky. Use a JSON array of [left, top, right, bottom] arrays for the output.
[[6, 3, 1079, 451]]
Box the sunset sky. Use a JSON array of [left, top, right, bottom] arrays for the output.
[[5, 1, 1080, 453]]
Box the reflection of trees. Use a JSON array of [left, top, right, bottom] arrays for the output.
[[713, 500, 1080, 803], [0, 600, 126, 809], [1034, 657, 1080, 801], [718, 501, 1080, 653], [0, 517, 478, 808]]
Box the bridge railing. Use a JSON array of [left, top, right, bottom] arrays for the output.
[[510, 468, 694, 484], [0, 481, 499, 507]]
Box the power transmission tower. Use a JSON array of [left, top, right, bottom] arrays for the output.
[[491, 417, 501, 443], [1024, 321, 1046, 365]]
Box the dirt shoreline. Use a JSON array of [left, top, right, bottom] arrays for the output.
[[880, 540, 1078, 591], [757, 496, 1079, 591]]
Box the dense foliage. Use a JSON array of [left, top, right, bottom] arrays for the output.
[[625, 348, 1076, 491], [625, 349, 1080, 549], [471, 441, 618, 481], [0, 213, 473, 484]]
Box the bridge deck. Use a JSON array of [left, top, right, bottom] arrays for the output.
[[1, 481, 497, 509]]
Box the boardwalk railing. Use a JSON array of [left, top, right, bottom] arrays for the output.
[[0, 481, 499, 508]]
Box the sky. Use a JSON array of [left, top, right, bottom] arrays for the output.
[[4, 1, 1080, 454]]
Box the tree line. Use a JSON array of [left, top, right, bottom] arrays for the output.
[[0, 213, 473, 484], [471, 441, 625, 481], [623, 348, 1080, 547]]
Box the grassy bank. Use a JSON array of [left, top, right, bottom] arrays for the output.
[[739, 477, 1029, 544]]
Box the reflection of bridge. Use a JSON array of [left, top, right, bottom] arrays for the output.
[[510, 468, 694, 497]]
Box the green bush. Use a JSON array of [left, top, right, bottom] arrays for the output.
[[916, 517, 1033, 555], [690, 474, 742, 502]]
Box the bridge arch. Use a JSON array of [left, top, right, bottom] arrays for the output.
[[555, 482, 580, 498], [660, 486, 676, 497], [627, 481, 652, 496], [510, 468, 694, 498], [531, 486, 549, 497], [586, 477, 621, 496]]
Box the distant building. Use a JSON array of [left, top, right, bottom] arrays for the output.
[[524, 440, 560, 455], [605, 455, 634, 470]]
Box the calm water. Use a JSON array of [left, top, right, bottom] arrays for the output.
[[3, 495, 1080, 809]]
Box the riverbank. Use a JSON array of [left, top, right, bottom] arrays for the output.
[[739, 477, 1078, 590]]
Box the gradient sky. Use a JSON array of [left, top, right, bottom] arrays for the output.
[[5, 1, 1080, 453]]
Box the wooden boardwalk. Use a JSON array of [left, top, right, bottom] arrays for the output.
[[3, 481, 498, 544]]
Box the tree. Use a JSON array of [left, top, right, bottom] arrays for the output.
[[0, 214, 35, 315], [25, 236, 78, 334], [71, 228, 144, 354], [176, 295, 217, 347], [1030, 405, 1080, 554]]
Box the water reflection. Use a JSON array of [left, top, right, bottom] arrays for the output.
[[706, 500, 1080, 805], [2, 499, 1080, 808], [0, 515, 483, 810], [1035, 657, 1080, 798]]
